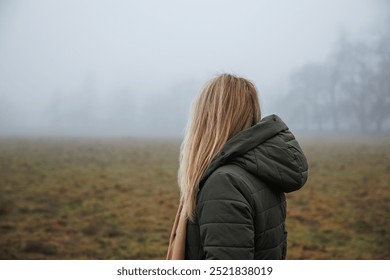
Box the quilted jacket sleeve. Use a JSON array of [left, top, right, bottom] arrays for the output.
[[196, 171, 254, 259]]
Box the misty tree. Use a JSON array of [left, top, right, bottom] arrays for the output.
[[147, 80, 198, 137], [285, 62, 331, 131], [0, 92, 11, 131], [370, 35, 390, 131], [336, 35, 390, 132], [74, 75, 99, 133], [46, 76, 102, 135], [106, 88, 135, 134], [286, 69, 309, 130], [337, 41, 372, 132], [284, 31, 390, 133], [326, 35, 351, 131], [47, 90, 67, 130]]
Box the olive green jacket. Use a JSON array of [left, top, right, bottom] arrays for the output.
[[185, 114, 308, 259]]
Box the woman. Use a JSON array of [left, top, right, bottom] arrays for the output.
[[167, 73, 308, 260]]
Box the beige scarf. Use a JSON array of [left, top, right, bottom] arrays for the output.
[[166, 200, 187, 260]]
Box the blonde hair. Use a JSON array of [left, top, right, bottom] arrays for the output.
[[178, 73, 261, 221]]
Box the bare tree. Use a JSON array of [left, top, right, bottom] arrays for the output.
[[370, 35, 390, 131], [285, 62, 330, 131], [285, 31, 390, 134]]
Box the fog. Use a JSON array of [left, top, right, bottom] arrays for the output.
[[0, 0, 389, 137]]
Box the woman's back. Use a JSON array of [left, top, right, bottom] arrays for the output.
[[185, 115, 308, 259], [166, 74, 308, 260]]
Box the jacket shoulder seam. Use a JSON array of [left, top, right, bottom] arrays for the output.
[[211, 167, 257, 198], [203, 169, 254, 205]]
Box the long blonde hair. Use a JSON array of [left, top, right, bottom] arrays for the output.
[[179, 73, 261, 221]]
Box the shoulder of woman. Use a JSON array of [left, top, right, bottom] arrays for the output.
[[198, 165, 255, 207]]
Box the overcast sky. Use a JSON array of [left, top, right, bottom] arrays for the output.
[[0, 0, 387, 136]]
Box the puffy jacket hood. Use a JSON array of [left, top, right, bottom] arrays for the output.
[[199, 114, 308, 193]]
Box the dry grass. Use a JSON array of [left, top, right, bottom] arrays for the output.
[[286, 136, 390, 259], [0, 136, 389, 259]]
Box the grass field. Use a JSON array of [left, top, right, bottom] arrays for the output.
[[0, 136, 389, 259]]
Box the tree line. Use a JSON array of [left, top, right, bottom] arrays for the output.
[[280, 32, 390, 133]]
